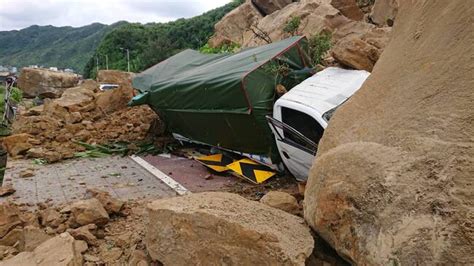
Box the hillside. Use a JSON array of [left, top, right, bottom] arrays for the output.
[[83, 0, 243, 78], [0, 22, 126, 73]]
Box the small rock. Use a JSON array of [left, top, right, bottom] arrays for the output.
[[68, 224, 98, 246], [128, 249, 148, 266], [259, 191, 300, 215], [39, 208, 63, 228], [19, 169, 35, 178], [84, 188, 124, 215], [0, 185, 16, 197], [102, 247, 122, 262], [74, 240, 88, 254], [70, 198, 109, 226], [84, 254, 101, 262]]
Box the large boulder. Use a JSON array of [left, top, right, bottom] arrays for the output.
[[17, 68, 80, 98], [209, 0, 369, 48], [146, 192, 314, 265], [252, 0, 294, 15], [0, 233, 83, 266], [209, 1, 262, 47], [304, 0, 474, 265], [242, 1, 349, 47], [330, 0, 364, 20], [370, 0, 399, 26], [331, 21, 391, 71]]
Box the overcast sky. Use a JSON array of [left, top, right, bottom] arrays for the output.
[[0, 0, 232, 31]]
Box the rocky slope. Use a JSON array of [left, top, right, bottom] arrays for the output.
[[209, 0, 396, 71], [304, 0, 474, 264]]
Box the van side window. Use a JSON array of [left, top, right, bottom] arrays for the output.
[[281, 107, 324, 147]]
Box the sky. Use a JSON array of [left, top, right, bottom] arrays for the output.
[[0, 0, 232, 31]]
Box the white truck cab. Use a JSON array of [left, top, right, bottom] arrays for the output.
[[267, 67, 370, 181]]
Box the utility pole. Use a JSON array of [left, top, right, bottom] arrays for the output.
[[96, 55, 99, 74], [120, 48, 130, 72], [105, 54, 109, 70]]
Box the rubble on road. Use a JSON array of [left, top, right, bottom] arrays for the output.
[[2, 71, 162, 163], [145, 192, 314, 265], [0, 188, 145, 264]]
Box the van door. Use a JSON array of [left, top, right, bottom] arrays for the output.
[[266, 107, 324, 181]]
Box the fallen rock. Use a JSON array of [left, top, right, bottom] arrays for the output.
[[39, 208, 63, 228], [0, 185, 15, 197], [304, 0, 474, 264], [128, 249, 148, 266], [331, 37, 380, 71], [19, 169, 35, 178], [252, 0, 293, 15], [95, 85, 134, 114], [68, 224, 98, 246], [1, 133, 33, 156], [74, 240, 88, 254], [70, 198, 109, 227], [330, 22, 391, 71], [17, 68, 80, 98], [146, 192, 314, 265], [97, 70, 135, 85], [260, 191, 300, 215], [100, 247, 123, 263], [0, 232, 83, 265], [0, 245, 17, 260], [370, 0, 399, 26], [22, 226, 51, 252], [84, 188, 124, 215], [0, 203, 22, 238], [209, 1, 262, 47], [331, 0, 364, 20]]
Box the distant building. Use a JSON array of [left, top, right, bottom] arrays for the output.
[[0, 72, 10, 83], [49, 67, 58, 72]]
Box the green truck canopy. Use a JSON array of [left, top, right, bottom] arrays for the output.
[[131, 36, 312, 158]]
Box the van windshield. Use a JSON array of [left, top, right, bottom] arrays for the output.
[[281, 107, 324, 147]]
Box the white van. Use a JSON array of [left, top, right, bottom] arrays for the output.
[[267, 67, 370, 181]]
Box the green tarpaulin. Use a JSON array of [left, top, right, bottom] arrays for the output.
[[131, 36, 312, 158]]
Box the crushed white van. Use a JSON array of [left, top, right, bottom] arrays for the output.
[[267, 67, 370, 181]]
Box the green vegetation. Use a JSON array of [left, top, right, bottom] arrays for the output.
[[84, 1, 243, 78], [199, 42, 241, 54], [283, 16, 302, 36], [308, 33, 332, 65], [0, 85, 23, 136], [0, 22, 125, 73]]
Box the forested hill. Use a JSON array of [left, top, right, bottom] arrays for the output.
[[83, 0, 243, 78], [0, 22, 126, 73]]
